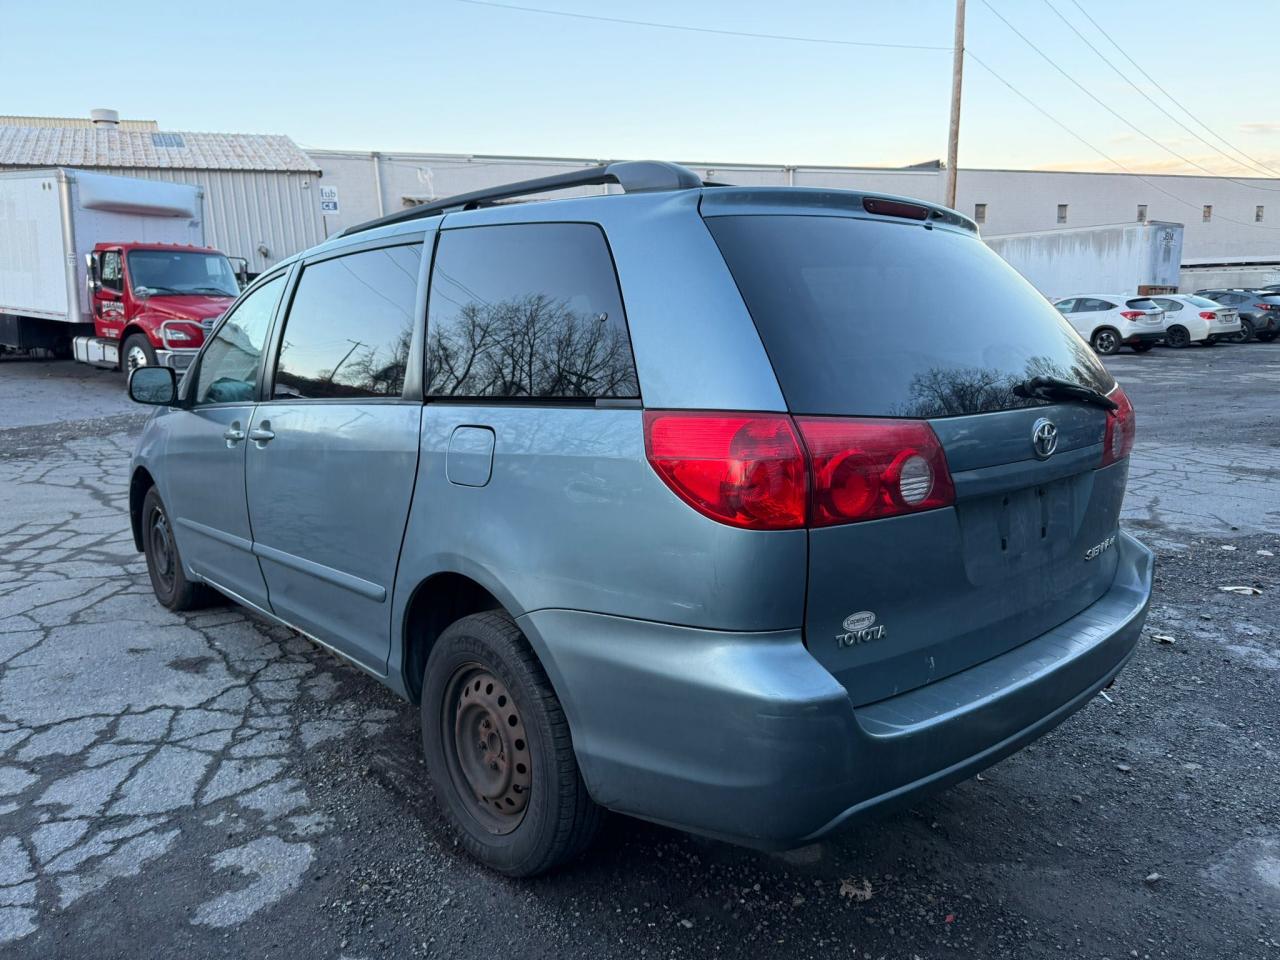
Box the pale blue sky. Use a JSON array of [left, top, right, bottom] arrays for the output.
[[5, 0, 1278, 174]]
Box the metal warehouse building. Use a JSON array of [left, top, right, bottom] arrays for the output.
[[310, 148, 1280, 283], [0, 112, 327, 276]]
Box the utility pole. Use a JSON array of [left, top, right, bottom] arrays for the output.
[[945, 0, 966, 210]]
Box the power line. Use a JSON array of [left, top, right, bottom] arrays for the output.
[[453, 0, 952, 51], [1041, 0, 1280, 180], [978, 0, 1280, 191], [963, 49, 1280, 230], [1065, 0, 1280, 180]]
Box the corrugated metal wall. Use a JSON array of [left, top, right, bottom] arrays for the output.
[[7, 166, 327, 274]]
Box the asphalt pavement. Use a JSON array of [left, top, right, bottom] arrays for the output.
[[0, 346, 1277, 959]]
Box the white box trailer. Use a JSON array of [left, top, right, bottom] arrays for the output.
[[984, 221, 1184, 300], [0, 168, 205, 351]]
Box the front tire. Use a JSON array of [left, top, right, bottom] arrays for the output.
[[1091, 328, 1121, 355], [141, 487, 214, 611], [123, 332, 157, 375], [421, 612, 600, 876]]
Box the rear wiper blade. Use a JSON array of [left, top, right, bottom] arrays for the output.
[[1014, 376, 1118, 412]]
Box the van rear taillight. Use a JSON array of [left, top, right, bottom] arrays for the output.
[[643, 412, 956, 530], [796, 418, 955, 526], [1101, 386, 1136, 467], [643, 412, 807, 530]]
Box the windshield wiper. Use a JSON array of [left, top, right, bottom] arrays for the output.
[[137, 285, 182, 295], [189, 286, 236, 295], [1014, 375, 1118, 412]]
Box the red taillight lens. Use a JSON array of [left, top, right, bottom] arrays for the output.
[[1101, 386, 1136, 467], [1119, 310, 1144, 320], [795, 417, 955, 527], [1256, 303, 1279, 311], [643, 411, 807, 530], [1199, 311, 1217, 321]]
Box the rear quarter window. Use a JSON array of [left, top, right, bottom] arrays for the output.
[[705, 215, 1114, 418]]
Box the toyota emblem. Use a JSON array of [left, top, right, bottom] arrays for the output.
[[1032, 417, 1058, 459]]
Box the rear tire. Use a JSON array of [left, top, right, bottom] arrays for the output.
[[1091, 328, 1121, 355], [1258, 331, 1277, 343], [1164, 325, 1190, 349], [1231, 319, 1255, 344], [141, 487, 215, 611], [421, 612, 601, 877]]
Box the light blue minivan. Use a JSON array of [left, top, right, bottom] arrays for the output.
[[126, 161, 1153, 876]]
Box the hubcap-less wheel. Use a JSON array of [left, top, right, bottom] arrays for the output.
[[444, 665, 532, 834], [148, 506, 176, 594], [1093, 330, 1118, 355], [127, 343, 150, 372], [1166, 326, 1189, 348]]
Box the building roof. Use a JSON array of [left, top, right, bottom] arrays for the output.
[[0, 114, 159, 131], [0, 125, 319, 173]]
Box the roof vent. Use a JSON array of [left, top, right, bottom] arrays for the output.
[[90, 108, 120, 126]]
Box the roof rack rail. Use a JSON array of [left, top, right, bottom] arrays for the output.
[[339, 160, 705, 237]]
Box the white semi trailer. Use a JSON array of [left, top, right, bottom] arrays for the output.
[[984, 221, 1185, 300]]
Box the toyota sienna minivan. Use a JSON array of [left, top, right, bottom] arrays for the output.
[[126, 161, 1153, 876]]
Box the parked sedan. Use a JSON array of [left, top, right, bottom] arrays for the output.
[[1052, 295, 1165, 354], [1149, 294, 1242, 347], [1195, 289, 1280, 342]]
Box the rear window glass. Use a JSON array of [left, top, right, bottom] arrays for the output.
[[1126, 298, 1159, 310], [1185, 295, 1221, 309], [705, 215, 1115, 418]]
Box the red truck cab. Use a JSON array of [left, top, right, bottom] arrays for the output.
[[79, 242, 244, 375]]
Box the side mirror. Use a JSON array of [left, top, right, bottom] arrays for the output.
[[85, 252, 101, 295], [128, 366, 177, 406], [228, 256, 250, 288]]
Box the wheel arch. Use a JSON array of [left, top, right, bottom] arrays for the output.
[[129, 466, 156, 552], [399, 570, 512, 703]]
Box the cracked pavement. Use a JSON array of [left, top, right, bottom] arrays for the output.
[[0, 348, 1276, 959]]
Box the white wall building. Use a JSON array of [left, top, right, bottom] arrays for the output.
[[307, 148, 1280, 268]]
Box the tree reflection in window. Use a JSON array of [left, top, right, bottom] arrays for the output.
[[425, 224, 639, 400]]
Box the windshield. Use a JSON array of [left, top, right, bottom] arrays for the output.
[[705, 214, 1115, 418], [127, 250, 239, 297]]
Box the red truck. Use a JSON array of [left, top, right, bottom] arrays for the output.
[[0, 168, 246, 379]]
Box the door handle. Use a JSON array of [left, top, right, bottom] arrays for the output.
[[248, 421, 275, 446], [223, 422, 245, 447]]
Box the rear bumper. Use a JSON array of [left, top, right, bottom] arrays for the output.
[[519, 530, 1153, 849]]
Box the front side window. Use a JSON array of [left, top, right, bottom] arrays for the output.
[[127, 250, 239, 297], [101, 251, 123, 292], [272, 244, 422, 400], [194, 274, 284, 404], [426, 223, 640, 400]]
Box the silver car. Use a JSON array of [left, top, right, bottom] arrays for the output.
[[126, 162, 1153, 875]]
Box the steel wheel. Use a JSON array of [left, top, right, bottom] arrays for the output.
[[147, 503, 176, 595], [443, 663, 532, 834], [126, 343, 150, 372]]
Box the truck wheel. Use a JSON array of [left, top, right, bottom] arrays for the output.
[[421, 612, 601, 877], [1164, 325, 1190, 349], [123, 333, 157, 375], [141, 487, 214, 611], [1091, 328, 1120, 355]]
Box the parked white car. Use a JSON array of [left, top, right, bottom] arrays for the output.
[[1051, 295, 1165, 355], [1149, 294, 1242, 347]]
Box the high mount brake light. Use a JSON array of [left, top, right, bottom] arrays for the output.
[[1101, 387, 1136, 467], [643, 412, 956, 530]]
